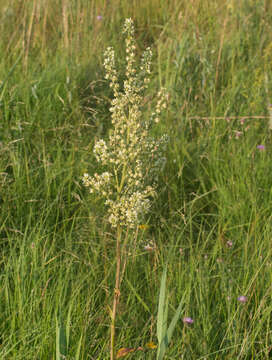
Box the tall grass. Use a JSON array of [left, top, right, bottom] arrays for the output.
[[1, 0, 272, 358]]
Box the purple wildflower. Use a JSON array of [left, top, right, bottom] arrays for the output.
[[257, 145, 265, 150], [183, 317, 194, 324], [237, 296, 247, 303], [97, 15, 103, 20]]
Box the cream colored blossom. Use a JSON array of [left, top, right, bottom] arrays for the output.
[[83, 19, 168, 228]]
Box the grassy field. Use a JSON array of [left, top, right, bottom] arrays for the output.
[[1, 0, 272, 359]]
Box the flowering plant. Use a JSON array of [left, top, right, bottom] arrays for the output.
[[82, 18, 168, 360], [83, 18, 168, 229]]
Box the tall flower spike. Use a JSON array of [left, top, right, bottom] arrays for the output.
[[83, 19, 168, 228]]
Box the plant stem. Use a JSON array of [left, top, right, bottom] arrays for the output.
[[110, 224, 122, 360]]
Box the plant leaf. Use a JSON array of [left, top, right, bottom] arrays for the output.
[[158, 295, 169, 360], [157, 266, 167, 345], [56, 312, 67, 360], [66, 301, 73, 349], [166, 297, 183, 344], [75, 333, 83, 360]]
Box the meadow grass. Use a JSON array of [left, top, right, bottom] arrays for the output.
[[1, 0, 272, 359]]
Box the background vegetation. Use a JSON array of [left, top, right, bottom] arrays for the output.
[[1, 0, 272, 358]]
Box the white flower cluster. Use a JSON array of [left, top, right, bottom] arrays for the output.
[[83, 172, 112, 197], [93, 139, 109, 164], [83, 19, 168, 228], [105, 187, 154, 228]]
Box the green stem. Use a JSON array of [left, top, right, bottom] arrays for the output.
[[114, 164, 127, 194], [110, 224, 122, 360]]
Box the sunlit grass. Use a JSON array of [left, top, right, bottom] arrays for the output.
[[0, 0, 272, 359]]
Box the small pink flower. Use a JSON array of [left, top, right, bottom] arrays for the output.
[[226, 240, 233, 247], [257, 145, 265, 150], [183, 317, 194, 324], [97, 15, 103, 20], [238, 296, 247, 303]]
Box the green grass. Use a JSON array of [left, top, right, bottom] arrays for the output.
[[1, 0, 272, 359]]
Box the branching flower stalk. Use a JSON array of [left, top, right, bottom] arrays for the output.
[[82, 18, 168, 360]]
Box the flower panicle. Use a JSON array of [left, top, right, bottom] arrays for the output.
[[104, 47, 119, 97], [83, 19, 168, 228]]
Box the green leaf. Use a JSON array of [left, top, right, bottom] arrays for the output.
[[157, 266, 167, 346], [75, 334, 83, 360], [66, 302, 73, 349], [166, 297, 183, 344], [156, 265, 183, 360], [56, 311, 67, 360], [158, 295, 169, 360]]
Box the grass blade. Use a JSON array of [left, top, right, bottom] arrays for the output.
[[166, 297, 183, 344], [157, 266, 168, 360], [158, 295, 169, 360], [75, 333, 83, 360], [56, 311, 67, 360], [66, 302, 73, 350], [157, 266, 167, 345]]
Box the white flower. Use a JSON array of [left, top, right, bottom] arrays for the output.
[[82, 19, 168, 228]]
